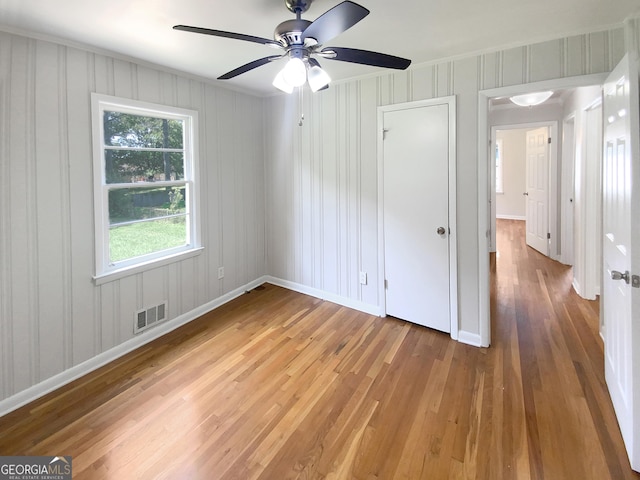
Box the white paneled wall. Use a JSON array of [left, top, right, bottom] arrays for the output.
[[0, 31, 266, 406], [265, 28, 626, 337]]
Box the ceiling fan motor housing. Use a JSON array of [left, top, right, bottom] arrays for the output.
[[275, 19, 312, 46]]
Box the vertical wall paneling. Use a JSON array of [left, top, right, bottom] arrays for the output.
[[501, 47, 525, 86], [1, 30, 266, 409], [264, 25, 627, 342], [0, 34, 12, 401], [26, 37, 38, 388], [358, 78, 379, 307], [529, 39, 562, 82], [482, 52, 499, 90], [66, 47, 97, 366], [337, 84, 347, 296], [203, 85, 219, 299], [559, 38, 567, 78], [299, 91, 312, 287], [35, 40, 65, 381], [118, 276, 137, 343], [477, 56, 486, 92], [99, 282, 114, 352], [392, 70, 410, 104], [312, 93, 324, 289], [57, 45, 73, 371], [436, 62, 452, 98], [589, 31, 608, 75], [410, 64, 435, 101], [219, 90, 235, 290], [113, 59, 134, 100], [566, 36, 587, 77], [292, 91, 302, 284], [351, 82, 362, 301]]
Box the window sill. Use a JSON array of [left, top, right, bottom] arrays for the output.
[[93, 247, 204, 286]]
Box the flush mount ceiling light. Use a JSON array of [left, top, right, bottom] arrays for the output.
[[173, 0, 411, 94], [509, 91, 554, 107]]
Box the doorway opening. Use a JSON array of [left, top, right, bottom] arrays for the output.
[[478, 73, 608, 347], [490, 123, 557, 259]]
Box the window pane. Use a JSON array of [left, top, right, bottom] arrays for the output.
[[109, 216, 187, 263], [105, 151, 184, 184], [109, 186, 186, 224], [103, 112, 183, 149]]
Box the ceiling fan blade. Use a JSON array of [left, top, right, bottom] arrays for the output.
[[322, 47, 411, 70], [173, 25, 282, 48], [301, 1, 369, 45], [218, 55, 282, 80]]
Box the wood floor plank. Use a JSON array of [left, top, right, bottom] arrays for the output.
[[1, 219, 640, 479]]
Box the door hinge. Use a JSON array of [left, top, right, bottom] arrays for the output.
[[548, 137, 552, 144], [384, 279, 388, 289], [547, 232, 551, 239], [383, 128, 389, 140]]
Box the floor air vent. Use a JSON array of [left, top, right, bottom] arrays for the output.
[[134, 301, 167, 334]]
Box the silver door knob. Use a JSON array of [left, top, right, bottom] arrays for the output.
[[437, 227, 446, 235], [611, 270, 630, 284], [523, 192, 529, 196]]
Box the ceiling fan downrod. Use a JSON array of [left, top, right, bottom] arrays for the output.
[[285, 0, 312, 16]]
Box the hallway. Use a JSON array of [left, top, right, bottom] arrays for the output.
[[491, 218, 638, 479]]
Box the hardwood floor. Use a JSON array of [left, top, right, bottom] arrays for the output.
[[1, 218, 638, 479]]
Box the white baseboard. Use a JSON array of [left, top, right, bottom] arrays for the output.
[[496, 215, 526, 221], [265, 276, 383, 317], [457, 330, 484, 347], [0, 276, 269, 418], [572, 278, 582, 296]]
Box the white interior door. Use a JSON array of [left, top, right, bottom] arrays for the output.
[[603, 53, 640, 472], [382, 103, 450, 333], [525, 127, 550, 255]]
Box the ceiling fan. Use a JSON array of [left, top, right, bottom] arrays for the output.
[[173, 0, 411, 93]]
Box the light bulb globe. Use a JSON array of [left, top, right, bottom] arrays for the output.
[[308, 65, 331, 92], [283, 57, 306, 87]]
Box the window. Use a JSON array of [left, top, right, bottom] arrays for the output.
[[495, 138, 504, 194], [92, 94, 200, 282]]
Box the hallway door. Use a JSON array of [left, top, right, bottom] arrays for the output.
[[525, 126, 550, 255]]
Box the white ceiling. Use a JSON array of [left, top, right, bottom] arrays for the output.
[[1, 0, 639, 96]]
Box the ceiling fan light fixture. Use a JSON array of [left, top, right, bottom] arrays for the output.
[[509, 91, 554, 107], [282, 57, 307, 87], [272, 69, 294, 93], [308, 65, 331, 92]]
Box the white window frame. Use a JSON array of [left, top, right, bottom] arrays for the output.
[[91, 93, 202, 284]]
